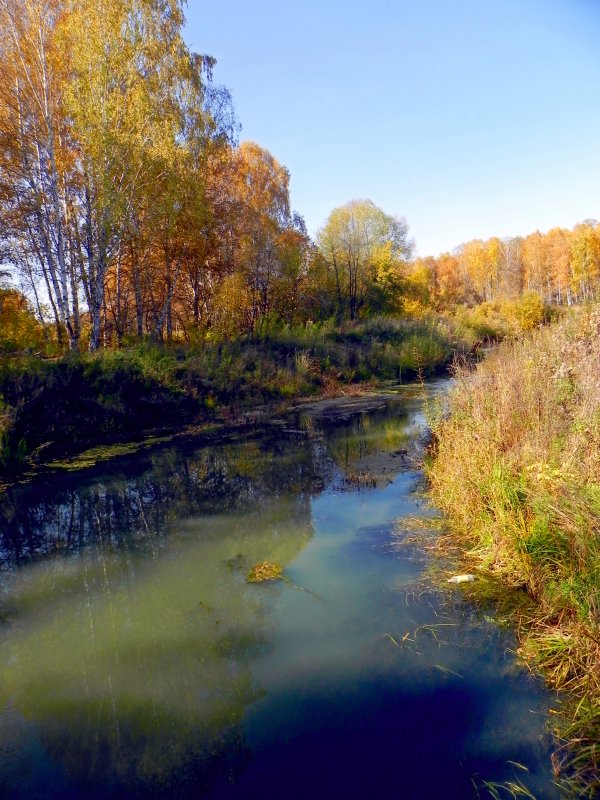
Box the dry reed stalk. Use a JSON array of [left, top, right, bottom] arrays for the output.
[[427, 307, 600, 796]]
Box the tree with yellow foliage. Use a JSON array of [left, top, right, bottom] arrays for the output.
[[570, 222, 600, 301], [0, 287, 45, 352], [195, 141, 310, 335], [317, 200, 412, 319], [0, 0, 236, 349], [0, 0, 77, 347]]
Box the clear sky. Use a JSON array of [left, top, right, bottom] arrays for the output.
[[184, 0, 600, 257]]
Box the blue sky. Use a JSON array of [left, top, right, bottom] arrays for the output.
[[184, 0, 600, 256]]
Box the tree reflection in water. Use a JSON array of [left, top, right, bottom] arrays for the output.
[[0, 394, 430, 798], [0, 433, 322, 797]]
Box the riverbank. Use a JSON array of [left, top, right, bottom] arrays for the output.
[[426, 307, 600, 797], [0, 315, 466, 482]]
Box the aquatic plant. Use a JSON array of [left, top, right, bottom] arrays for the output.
[[246, 562, 283, 584]]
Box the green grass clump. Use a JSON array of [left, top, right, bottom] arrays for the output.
[[427, 307, 600, 796]]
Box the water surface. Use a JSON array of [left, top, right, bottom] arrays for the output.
[[0, 383, 559, 799]]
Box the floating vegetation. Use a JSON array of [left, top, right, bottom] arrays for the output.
[[394, 515, 446, 533], [432, 664, 464, 679], [343, 470, 377, 488], [49, 435, 174, 472], [390, 515, 456, 575], [225, 554, 248, 573], [471, 762, 537, 799], [246, 561, 283, 584]]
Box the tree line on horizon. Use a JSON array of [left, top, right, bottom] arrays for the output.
[[1, 0, 599, 355], [409, 220, 600, 311]]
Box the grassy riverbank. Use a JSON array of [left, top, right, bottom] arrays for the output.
[[427, 308, 600, 796], [0, 315, 464, 478]]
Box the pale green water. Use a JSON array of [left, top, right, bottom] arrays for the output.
[[0, 382, 559, 799]]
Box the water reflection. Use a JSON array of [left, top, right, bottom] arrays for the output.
[[0, 434, 323, 798], [0, 432, 322, 567], [0, 384, 558, 799]]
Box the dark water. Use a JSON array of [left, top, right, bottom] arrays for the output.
[[0, 382, 559, 799]]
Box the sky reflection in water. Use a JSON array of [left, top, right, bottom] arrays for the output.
[[0, 383, 559, 799]]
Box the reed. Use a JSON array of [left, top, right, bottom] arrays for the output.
[[427, 307, 600, 796]]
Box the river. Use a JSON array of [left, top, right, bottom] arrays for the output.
[[0, 380, 559, 799]]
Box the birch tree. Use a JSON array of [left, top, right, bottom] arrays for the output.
[[0, 0, 235, 349], [58, 0, 206, 349], [0, 0, 80, 347]]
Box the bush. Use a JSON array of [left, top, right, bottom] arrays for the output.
[[0, 289, 46, 354]]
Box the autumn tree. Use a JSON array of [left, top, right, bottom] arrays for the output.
[[317, 200, 412, 319], [0, 0, 78, 347], [198, 141, 310, 336], [57, 0, 228, 349], [416, 222, 600, 310], [541, 227, 569, 304], [434, 252, 464, 306], [570, 222, 600, 301], [498, 236, 523, 298], [522, 231, 547, 297], [0, 286, 45, 352], [404, 258, 436, 312], [0, 0, 236, 349]]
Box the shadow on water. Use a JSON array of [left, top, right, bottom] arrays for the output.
[[0, 381, 560, 799]]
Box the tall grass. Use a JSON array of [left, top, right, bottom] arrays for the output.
[[427, 307, 600, 796]]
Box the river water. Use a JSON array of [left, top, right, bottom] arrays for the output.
[[0, 381, 559, 799]]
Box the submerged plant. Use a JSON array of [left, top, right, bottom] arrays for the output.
[[246, 562, 283, 584]]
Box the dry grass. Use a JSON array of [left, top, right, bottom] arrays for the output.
[[427, 307, 600, 797]]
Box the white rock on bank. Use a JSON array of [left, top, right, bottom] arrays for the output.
[[447, 574, 476, 584]]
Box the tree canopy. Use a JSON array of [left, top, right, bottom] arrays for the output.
[[0, 0, 598, 354], [317, 200, 412, 319]]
